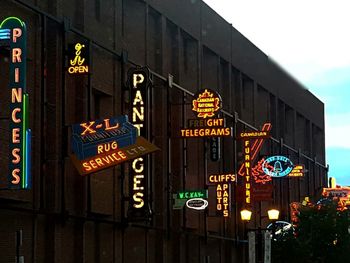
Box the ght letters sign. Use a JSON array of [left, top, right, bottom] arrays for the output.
[[127, 67, 152, 221], [0, 17, 31, 189]]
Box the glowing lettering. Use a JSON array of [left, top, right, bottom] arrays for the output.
[[133, 73, 144, 87], [12, 108, 21, 123], [11, 169, 21, 184], [97, 141, 118, 154], [12, 48, 22, 63], [12, 148, 21, 164], [12, 88, 22, 103], [12, 28, 22, 43]]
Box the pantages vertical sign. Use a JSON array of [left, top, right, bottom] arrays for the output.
[[0, 17, 31, 189], [127, 66, 152, 221]]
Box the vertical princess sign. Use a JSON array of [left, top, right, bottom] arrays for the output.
[[0, 17, 31, 189]]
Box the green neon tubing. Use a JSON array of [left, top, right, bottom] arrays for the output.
[[0, 16, 25, 28], [22, 94, 28, 188]]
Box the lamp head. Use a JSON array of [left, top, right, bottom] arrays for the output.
[[268, 208, 280, 221], [240, 209, 252, 221]]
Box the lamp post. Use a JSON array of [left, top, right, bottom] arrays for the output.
[[240, 208, 280, 263], [267, 209, 280, 240]]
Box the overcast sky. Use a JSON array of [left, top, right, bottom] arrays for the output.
[[203, 0, 350, 186]]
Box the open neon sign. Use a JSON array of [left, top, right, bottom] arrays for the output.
[[67, 42, 89, 74], [0, 17, 31, 189]]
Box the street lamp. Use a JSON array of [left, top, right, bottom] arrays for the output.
[[240, 209, 252, 221], [267, 209, 280, 221], [267, 208, 280, 240]]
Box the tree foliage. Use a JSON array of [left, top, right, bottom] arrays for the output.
[[272, 200, 350, 263]]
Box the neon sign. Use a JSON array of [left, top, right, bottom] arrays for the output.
[[238, 123, 272, 176], [177, 190, 208, 199], [244, 140, 251, 204], [207, 173, 235, 217], [70, 136, 159, 175], [192, 89, 221, 118], [288, 165, 304, 177], [67, 42, 89, 74], [180, 89, 232, 138], [186, 198, 208, 210], [251, 158, 272, 184], [71, 115, 137, 160], [262, 156, 294, 177], [0, 17, 31, 189], [127, 66, 152, 221]]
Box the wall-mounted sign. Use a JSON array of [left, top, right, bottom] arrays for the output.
[[238, 123, 272, 177], [71, 115, 136, 160], [237, 123, 272, 205], [181, 89, 232, 138], [186, 198, 208, 210], [207, 173, 235, 217], [243, 140, 252, 205], [252, 158, 272, 184], [127, 66, 152, 221], [262, 156, 294, 178], [237, 131, 270, 140], [288, 165, 304, 177], [322, 187, 350, 209], [70, 136, 159, 175], [67, 42, 89, 74], [192, 89, 221, 118], [209, 137, 221, 162], [173, 190, 208, 209], [177, 189, 208, 199], [0, 17, 31, 189]]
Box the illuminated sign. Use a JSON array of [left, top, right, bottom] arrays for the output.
[[71, 115, 137, 160], [238, 123, 272, 176], [322, 187, 350, 199], [288, 165, 304, 177], [262, 156, 294, 178], [127, 66, 152, 221], [243, 140, 251, 204], [208, 174, 236, 184], [180, 90, 232, 138], [177, 190, 208, 199], [252, 158, 272, 184], [70, 136, 159, 175], [192, 89, 221, 118], [180, 127, 232, 137], [0, 17, 31, 189], [67, 42, 89, 74], [237, 131, 270, 139], [207, 173, 235, 217], [186, 198, 208, 210]]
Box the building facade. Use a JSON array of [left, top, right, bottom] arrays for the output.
[[0, 0, 327, 262]]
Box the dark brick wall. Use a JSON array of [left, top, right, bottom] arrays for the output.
[[0, 0, 327, 262]]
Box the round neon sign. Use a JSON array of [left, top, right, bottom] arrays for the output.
[[186, 198, 208, 210], [262, 156, 293, 178]]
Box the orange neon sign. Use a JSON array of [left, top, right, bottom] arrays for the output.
[[192, 89, 221, 118], [238, 123, 272, 177], [67, 42, 89, 75], [244, 140, 251, 204]]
